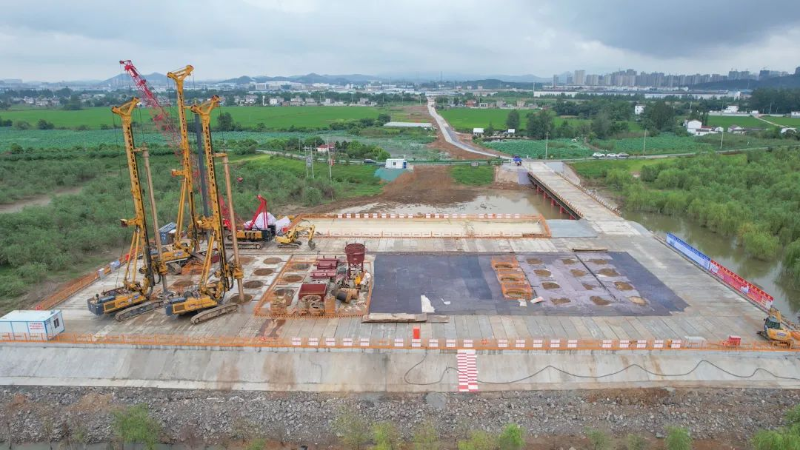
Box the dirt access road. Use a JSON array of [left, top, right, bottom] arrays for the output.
[[302, 165, 524, 214]]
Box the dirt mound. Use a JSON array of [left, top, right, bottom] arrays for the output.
[[381, 166, 477, 205]]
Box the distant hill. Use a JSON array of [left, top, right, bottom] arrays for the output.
[[100, 72, 170, 88], [694, 74, 800, 90], [218, 73, 382, 85]]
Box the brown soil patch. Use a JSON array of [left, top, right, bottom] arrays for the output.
[[590, 296, 612, 306], [254, 268, 274, 276], [614, 281, 634, 291], [534, 269, 551, 277], [229, 293, 253, 303], [551, 298, 571, 305], [263, 257, 282, 264], [282, 274, 304, 283], [584, 387, 671, 406], [526, 258, 543, 265], [629, 296, 647, 306], [243, 280, 264, 289], [70, 392, 113, 413], [589, 259, 609, 265], [597, 268, 619, 277], [172, 279, 193, 288], [238, 256, 254, 264], [382, 166, 477, 205], [570, 269, 587, 277], [289, 263, 310, 271], [542, 282, 560, 290], [561, 258, 578, 265]]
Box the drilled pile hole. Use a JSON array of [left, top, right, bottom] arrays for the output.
[[629, 296, 647, 306], [534, 269, 551, 277], [172, 280, 193, 288], [282, 274, 303, 283], [243, 280, 264, 289], [238, 256, 254, 264], [597, 268, 620, 277], [263, 257, 282, 264], [542, 282, 560, 290], [290, 263, 310, 271], [526, 258, 543, 265], [589, 259, 609, 265], [230, 293, 253, 303], [253, 268, 274, 276], [614, 281, 634, 291], [582, 283, 596, 290], [552, 298, 571, 305], [591, 296, 611, 306], [570, 269, 587, 277], [561, 258, 578, 265]]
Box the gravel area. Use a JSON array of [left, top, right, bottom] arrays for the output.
[[1, 387, 798, 447]]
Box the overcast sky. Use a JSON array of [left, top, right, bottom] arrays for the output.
[[2, 0, 800, 82]]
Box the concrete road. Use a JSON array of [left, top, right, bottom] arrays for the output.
[[427, 100, 508, 159]]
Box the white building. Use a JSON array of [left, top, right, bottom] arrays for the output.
[[268, 97, 280, 106], [385, 158, 407, 169], [634, 104, 645, 115], [686, 120, 722, 136], [316, 144, 335, 153], [473, 128, 484, 136], [685, 120, 702, 134], [791, 111, 800, 118], [724, 105, 739, 113]]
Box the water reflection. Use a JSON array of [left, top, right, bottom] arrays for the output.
[[625, 211, 800, 316]]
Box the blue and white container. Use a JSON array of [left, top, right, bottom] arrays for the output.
[[0, 310, 65, 341]]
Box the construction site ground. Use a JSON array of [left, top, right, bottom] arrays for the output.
[[3, 161, 793, 393]]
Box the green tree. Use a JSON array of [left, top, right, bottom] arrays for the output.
[[457, 430, 496, 450], [37, 119, 55, 130], [413, 423, 440, 450], [585, 428, 611, 450], [506, 110, 520, 130], [642, 101, 675, 131], [112, 404, 161, 450], [525, 110, 554, 139], [333, 409, 370, 450], [497, 424, 524, 450], [784, 240, 800, 286], [665, 427, 692, 450], [216, 112, 235, 131], [13, 120, 30, 130], [486, 122, 496, 136], [373, 422, 401, 450], [625, 434, 648, 450], [556, 120, 574, 138], [591, 111, 613, 139], [377, 113, 391, 125]]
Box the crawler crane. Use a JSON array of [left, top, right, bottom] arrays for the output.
[[166, 96, 245, 324], [88, 98, 163, 318]]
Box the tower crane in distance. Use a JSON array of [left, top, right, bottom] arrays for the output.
[[88, 97, 164, 319], [166, 96, 245, 324]]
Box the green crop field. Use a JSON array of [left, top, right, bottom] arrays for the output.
[[0, 105, 382, 130], [483, 138, 592, 159], [766, 116, 800, 127], [705, 115, 769, 128], [438, 107, 640, 132], [592, 134, 713, 155]]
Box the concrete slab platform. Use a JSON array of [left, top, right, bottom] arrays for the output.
[[312, 217, 546, 238]]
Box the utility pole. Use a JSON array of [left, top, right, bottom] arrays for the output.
[[643, 128, 647, 156], [545, 132, 549, 160], [720, 128, 724, 149]]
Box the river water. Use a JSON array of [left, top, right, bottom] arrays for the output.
[[625, 211, 800, 317]]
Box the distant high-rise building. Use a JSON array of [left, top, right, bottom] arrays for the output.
[[586, 74, 599, 86], [552, 74, 558, 87], [796, 66, 800, 75], [759, 69, 771, 80], [573, 70, 586, 85]]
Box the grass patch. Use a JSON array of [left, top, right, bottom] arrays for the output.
[[570, 158, 676, 179], [706, 115, 770, 128], [439, 108, 595, 132], [484, 138, 592, 159], [450, 165, 494, 185]]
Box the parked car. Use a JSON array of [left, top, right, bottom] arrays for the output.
[[606, 153, 618, 159], [616, 153, 629, 159], [592, 152, 606, 159], [363, 159, 376, 164]]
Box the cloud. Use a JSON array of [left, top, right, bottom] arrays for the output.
[[0, 0, 798, 81]]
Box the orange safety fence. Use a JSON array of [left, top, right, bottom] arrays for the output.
[[2, 332, 798, 353], [34, 258, 125, 310]]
